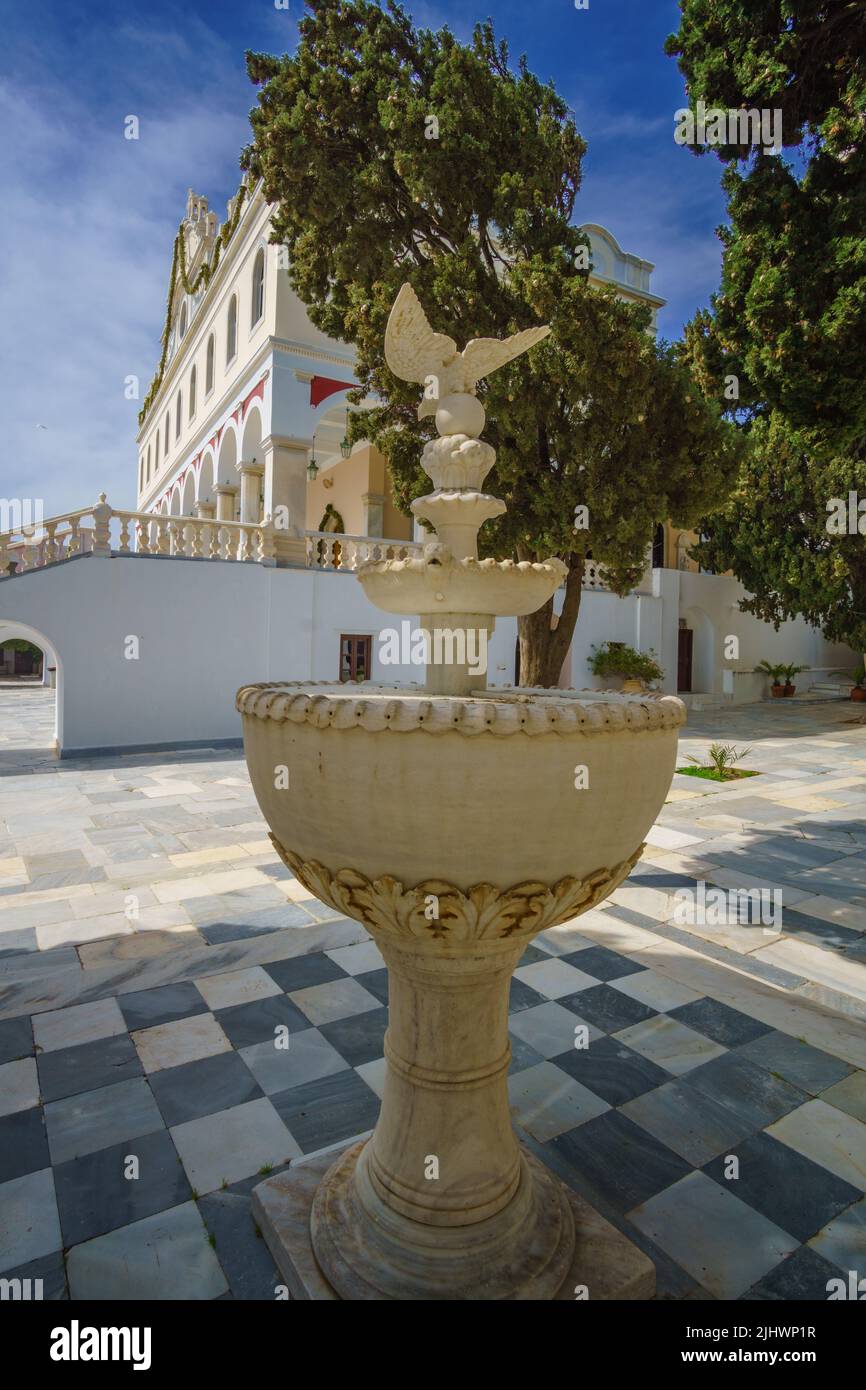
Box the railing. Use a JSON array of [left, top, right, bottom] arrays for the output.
[[0, 495, 276, 576], [582, 560, 610, 591], [304, 531, 422, 571], [0, 496, 613, 589]]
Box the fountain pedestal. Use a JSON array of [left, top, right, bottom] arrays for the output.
[[239, 284, 685, 1299], [252, 924, 655, 1301]]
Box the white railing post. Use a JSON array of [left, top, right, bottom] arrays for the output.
[[91, 494, 113, 557]]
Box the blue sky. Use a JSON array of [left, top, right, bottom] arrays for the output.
[[1, 0, 728, 513]]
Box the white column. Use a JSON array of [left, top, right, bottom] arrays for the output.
[[261, 434, 309, 564], [215, 485, 238, 523], [236, 460, 265, 524], [362, 492, 386, 539]]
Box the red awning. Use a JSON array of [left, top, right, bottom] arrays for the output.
[[310, 375, 356, 408]]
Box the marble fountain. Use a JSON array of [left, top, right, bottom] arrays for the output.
[[237, 284, 686, 1300]]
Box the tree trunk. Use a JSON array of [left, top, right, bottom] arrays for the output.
[[516, 555, 584, 688]]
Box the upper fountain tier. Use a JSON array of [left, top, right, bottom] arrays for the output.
[[356, 288, 566, 626]]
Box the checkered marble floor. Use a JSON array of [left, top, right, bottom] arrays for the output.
[[1, 930, 865, 1300], [1, 688, 866, 1300]]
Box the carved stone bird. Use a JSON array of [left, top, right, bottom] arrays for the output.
[[385, 283, 550, 419]]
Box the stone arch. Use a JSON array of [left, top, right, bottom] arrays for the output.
[[169, 485, 182, 516], [0, 619, 62, 751], [241, 403, 263, 465], [217, 425, 238, 487], [198, 450, 215, 505], [181, 470, 196, 517]]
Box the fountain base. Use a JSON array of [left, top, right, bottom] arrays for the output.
[[253, 1139, 655, 1301]]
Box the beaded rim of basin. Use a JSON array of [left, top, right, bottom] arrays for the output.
[[236, 681, 687, 736]]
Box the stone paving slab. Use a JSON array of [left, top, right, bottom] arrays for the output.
[[2, 688, 866, 1299]]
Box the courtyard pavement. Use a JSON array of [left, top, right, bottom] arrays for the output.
[[1, 687, 865, 1300]]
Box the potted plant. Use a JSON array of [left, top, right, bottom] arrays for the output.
[[781, 663, 807, 697], [851, 665, 866, 702], [755, 660, 787, 698], [588, 642, 664, 693]]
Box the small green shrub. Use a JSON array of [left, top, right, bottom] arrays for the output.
[[588, 642, 664, 685]]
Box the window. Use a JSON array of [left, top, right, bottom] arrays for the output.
[[139, 456, 144, 492], [179, 302, 187, 338], [164, 412, 170, 456], [175, 391, 182, 439], [340, 635, 372, 683], [205, 334, 215, 394], [251, 249, 265, 327], [146, 445, 151, 482], [652, 523, 665, 569], [226, 295, 237, 363], [155, 433, 160, 471], [189, 366, 197, 420]]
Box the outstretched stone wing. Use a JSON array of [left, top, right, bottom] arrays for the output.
[[460, 326, 550, 390], [385, 283, 458, 385]]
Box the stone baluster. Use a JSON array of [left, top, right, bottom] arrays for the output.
[[156, 518, 171, 556], [194, 500, 216, 558], [67, 517, 81, 557], [118, 517, 132, 554], [168, 519, 182, 555], [44, 521, 58, 564], [239, 525, 254, 563], [259, 517, 277, 567], [190, 519, 204, 559], [136, 519, 152, 555], [91, 494, 113, 557]]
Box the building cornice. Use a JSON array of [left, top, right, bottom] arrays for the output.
[[273, 338, 356, 370]]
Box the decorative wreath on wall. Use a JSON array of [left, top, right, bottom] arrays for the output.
[[318, 504, 345, 534]]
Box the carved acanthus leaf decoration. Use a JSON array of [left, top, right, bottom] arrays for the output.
[[270, 836, 643, 944]]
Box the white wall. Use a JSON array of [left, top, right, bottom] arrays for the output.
[[1, 555, 859, 756], [673, 569, 856, 696], [0, 556, 423, 755]]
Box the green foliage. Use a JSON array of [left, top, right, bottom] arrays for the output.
[[243, 0, 740, 683], [669, 1, 866, 651], [588, 642, 664, 684], [755, 660, 787, 683], [0, 639, 41, 656], [687, 742, 752, 777]]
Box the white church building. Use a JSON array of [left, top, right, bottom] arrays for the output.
[[0, 176, 854, 756]]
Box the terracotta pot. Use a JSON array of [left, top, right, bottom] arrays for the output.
[[783, 684, 796, 697], [771, 684, 785, 698], [851, 686, 866, 702]]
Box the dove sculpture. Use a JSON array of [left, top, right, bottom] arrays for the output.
[[384, 282, 550, 419]]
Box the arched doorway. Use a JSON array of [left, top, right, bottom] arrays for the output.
[[0, 620, 62, 761]]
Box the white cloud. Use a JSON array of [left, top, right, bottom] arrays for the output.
[[0, 20, 254, 516]]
